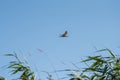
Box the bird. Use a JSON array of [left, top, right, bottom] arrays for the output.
[[60, 31, 68, 37]]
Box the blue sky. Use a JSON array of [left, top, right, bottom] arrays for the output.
[[0, 0, 120, 79]]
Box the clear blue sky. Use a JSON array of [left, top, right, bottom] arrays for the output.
[[0, 0, 120, 80]]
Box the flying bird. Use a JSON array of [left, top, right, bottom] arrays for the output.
[[60, 31, 68, 37]]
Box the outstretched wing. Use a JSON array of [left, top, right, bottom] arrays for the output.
[[64, 31, 67, 35]]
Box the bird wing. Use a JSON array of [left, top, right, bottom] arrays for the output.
[[64, 31, 67, 35]]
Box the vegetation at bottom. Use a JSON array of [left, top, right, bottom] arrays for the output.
[[1, 48, 120, 80]]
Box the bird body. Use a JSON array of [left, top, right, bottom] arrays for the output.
[[60, 31, 68, 37]]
